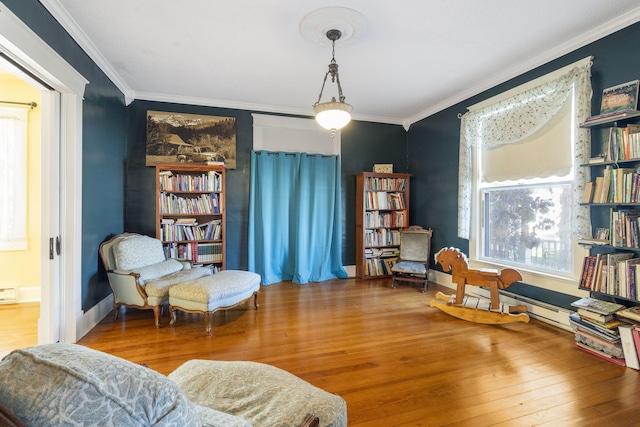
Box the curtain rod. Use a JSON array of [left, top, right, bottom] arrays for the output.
[[0, 100, 37, 109]]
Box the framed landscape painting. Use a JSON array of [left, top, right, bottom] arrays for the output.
[[600, 80, 639, 114], [145, 110, 236, 168]]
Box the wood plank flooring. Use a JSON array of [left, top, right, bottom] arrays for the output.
[[5, 280, 640, 426], [0, 301, 38, 359]]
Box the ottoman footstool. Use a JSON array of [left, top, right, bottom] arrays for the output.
[[169, 270, 261, 335]]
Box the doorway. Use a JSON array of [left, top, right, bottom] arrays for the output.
[[0, 2, 88, 346], [0, 66, 43, 356]]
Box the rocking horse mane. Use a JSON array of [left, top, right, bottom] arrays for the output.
[[434, 247, 469, 273]]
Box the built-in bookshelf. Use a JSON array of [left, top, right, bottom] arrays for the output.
[[579, 112, 640, 303], [355, 172, 410, 279], [156, 164, 226, 270]]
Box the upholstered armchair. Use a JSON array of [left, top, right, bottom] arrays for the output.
[[99, 233, 211, 327], [391, 226, 433, 292]]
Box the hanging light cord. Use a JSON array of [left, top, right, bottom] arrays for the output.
[[314, 34, 346, 106]]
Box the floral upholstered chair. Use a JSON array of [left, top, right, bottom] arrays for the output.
[[99, 233, 211, 327]]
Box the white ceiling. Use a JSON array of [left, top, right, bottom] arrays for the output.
[[38, 0, 640, 127]]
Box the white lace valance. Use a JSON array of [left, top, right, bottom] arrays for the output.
[[457, 61, 592, 240]]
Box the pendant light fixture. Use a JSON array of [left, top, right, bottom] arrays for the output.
[[313, 29, 352, 136]]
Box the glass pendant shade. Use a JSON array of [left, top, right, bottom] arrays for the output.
[[314, 100, 353, 130], [313, 29, 352, 135]]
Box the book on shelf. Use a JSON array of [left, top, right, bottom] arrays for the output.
[[571, 297, 625, 315], [577, 238, 609, 246], [618, 323, 640, 370], [588, 155, 606, 164], [581, 181, 594, 203], [583, 110, 640, 127]]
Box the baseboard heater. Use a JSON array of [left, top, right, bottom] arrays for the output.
[[467, 287, 573, 332], [0, 287, 18, 304]]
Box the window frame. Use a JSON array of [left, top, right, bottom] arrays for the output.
[[466, 64, 591, 296]]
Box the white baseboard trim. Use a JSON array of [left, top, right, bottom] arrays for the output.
[[431, 270, 572, 331], [78, 294, 113, 340], [18, 286, 41, 302], [344, 265, 356, 278]]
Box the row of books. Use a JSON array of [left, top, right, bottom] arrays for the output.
[[364, 256, 397, 277], [365, 192, 406, 210], [364, 228, 401, 247], [159, 193, 221, 215], [583, 165, 640, 204], [570, 297, 640, 369], [159, 219, 222, 242], [602, 124, 640, 162], [364, 211, 407, 228], [579, 253, 640, 299], [610, 208, 640, 248], [158, 170, 223, 192], [364, 247, 399, 259], [163, 242, 223, 264], [365, 177, 406, 192]]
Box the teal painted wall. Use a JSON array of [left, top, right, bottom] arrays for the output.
[[3, 0, 127, 311], [125, 102, 408, 270], [8, 0, 640, 312], [407, 21, 640, 307]]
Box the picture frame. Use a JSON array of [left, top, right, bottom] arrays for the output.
[[595, 227, 610, 240], [373, 164, 393, 173], [600, 80, 640, 114], [145, 110, 237, 168]]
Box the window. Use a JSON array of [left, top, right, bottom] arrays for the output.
[[0, 107, 28, 250], [478, 100, 574, 274], [458, 57, 593, 292]]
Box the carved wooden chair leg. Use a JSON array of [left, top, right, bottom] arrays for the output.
[[153, 306, 162, 328]]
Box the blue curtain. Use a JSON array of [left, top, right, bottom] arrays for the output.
[[248, 150, 348, 285]]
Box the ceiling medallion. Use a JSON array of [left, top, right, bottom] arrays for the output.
[[299, 7, 367, 46]]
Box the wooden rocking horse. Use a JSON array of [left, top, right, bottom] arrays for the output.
[[430, 247, 529, 324]]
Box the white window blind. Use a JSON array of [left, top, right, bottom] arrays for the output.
[[481, 101, 572, 183], [0, 106, 28, 250]]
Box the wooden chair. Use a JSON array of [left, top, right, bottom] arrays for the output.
[[391, 226, 433, 292]]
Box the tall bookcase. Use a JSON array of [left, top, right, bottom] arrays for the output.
[[156, 164, 226, 270], [579, 110, 640, 303], [355, 172, 410, 279]]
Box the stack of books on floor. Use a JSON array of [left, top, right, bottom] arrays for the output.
[[615, 305, 640, 370], [570, 297, 626, 366]]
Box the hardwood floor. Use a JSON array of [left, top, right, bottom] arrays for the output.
[[6, 280, 640, 425], [0, 302, 38, 359]]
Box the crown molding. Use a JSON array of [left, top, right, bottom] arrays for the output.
[[406, 5, 640, 127], [38, 0, 134, 99]]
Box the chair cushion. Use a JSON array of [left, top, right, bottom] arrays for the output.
[[392, 261, 427, 275], [169, 359, 347, 427], [145, 267, 212, 297], [169, 270, 261, 304], [132, 258, 184, 282], [0, 344, 200, 426], [113, 235, 166, 271]]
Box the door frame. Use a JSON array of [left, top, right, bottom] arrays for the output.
[[0, 2, 88, 343]]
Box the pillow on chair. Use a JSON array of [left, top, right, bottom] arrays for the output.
[[132, 258, 184, 282], [113, 235, 166, 271]]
